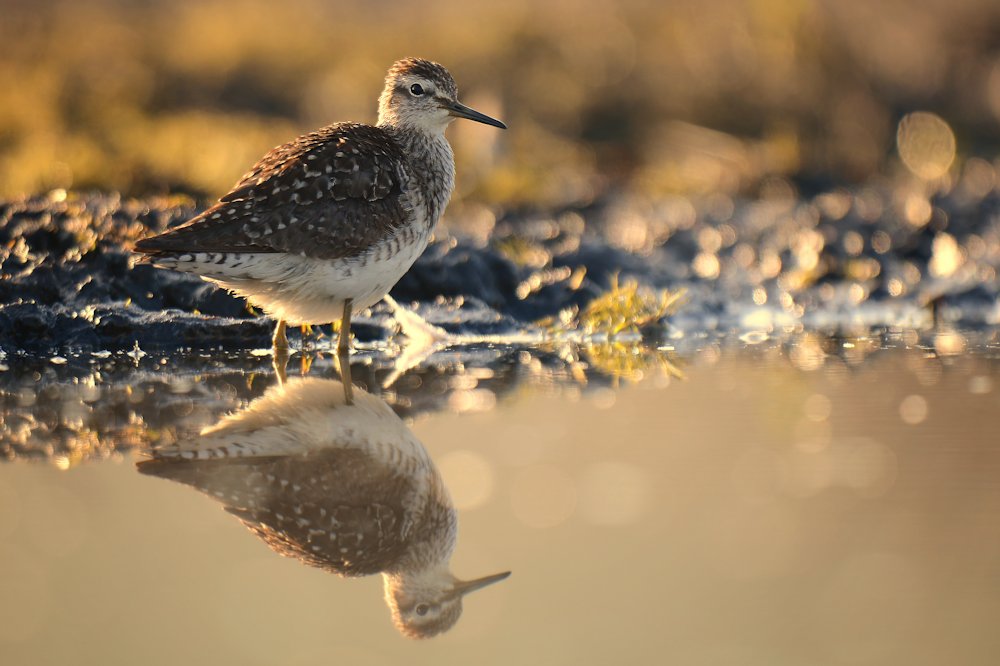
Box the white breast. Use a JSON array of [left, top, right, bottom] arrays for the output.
[[156, 226, 432, 325]]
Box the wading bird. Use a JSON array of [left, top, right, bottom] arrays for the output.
[[134, 58, 505, 357]]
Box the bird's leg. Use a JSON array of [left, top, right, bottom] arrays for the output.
[[273, 319, 289, 351], [271, 320, 290, 385], [335, 347, 354, 405], [272, 351, 289, 387], [338, 299, 353, 356]]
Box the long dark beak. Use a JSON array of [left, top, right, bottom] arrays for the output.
[[449, 571, 511, 598], [444, 100, 507, 129]]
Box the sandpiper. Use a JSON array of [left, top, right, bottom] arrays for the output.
[[134, 58, 505, 355], [138, 376, 510, 638]]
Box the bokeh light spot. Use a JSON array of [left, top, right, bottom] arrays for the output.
[[929, 233, 963, 278], [968, 376, 993, 395], [803, 393, 833, 422], [897, 112, 956, 180], [899, 395, 928, 425], [438, 450, 495, 511]]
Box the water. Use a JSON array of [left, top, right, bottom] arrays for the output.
[[2, 333, 999, 665]]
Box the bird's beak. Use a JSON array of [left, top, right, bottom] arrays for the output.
[[443, 100, 507, 129], [450, 571, 511, 597]]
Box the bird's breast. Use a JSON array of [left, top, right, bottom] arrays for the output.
[[398, 131, 456, 228]]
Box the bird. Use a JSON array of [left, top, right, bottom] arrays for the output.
[[137, 376, 509, 638], [133, 58, 506, 356]]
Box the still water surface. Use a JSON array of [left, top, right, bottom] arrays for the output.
[[1, 336, 999, 665]]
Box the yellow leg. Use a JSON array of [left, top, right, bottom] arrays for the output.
[[273, 354, 288, 386], [336, 347, 354, 405], [338, 299, 353, 355], [272, 319, 289, 385], [272, 320, 288, 351], [299, 323, 317, 352]]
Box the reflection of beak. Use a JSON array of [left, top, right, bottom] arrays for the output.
[[443, 99, 507, 129], [450, 571, 511, 598]]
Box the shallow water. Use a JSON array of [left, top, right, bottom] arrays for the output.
[[2, 333, 999, 665]]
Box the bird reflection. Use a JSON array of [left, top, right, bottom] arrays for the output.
[[137, 376, 509, 638]]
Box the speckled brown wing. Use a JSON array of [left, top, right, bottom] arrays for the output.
[[133, 123, 412, 261], [138, 448, 415, 576], [227, 502, 406, 576]]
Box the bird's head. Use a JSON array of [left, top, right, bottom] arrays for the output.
[[378, 57, 506, 133], [384, 568, 510, 638]]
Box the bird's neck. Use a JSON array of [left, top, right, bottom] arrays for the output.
[[384, 124, 456, 228], [384, 561, 452, 590], [388, 479, 458, 575]]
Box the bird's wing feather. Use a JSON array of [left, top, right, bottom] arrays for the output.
[[233, 502, 407, 576], [138, 448, 415, 576], [133, 123, 413, 261]]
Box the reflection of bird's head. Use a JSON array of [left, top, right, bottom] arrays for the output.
[[384, 568, 511, 639]]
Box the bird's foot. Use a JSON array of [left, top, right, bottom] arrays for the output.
[[382, 294, 448, 344], [379, 295, 450, 389], [272, 320, 291, 384]]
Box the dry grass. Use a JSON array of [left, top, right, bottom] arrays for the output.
[[533, 276, 687, 382], [577, 276, 686, 336]]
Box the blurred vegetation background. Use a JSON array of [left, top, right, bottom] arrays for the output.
[[2, 0, 1000, 206]]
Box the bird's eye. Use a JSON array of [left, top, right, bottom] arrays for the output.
[[409, 83, 424, 96], [415, 604, 430, 616]]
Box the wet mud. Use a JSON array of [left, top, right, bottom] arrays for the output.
[[0, 180, 998, 358]]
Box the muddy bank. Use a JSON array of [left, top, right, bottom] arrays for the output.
[[1, 180, 999, 354]]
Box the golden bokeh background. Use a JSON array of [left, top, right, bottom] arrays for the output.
[[2, 0, 999, 205]]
